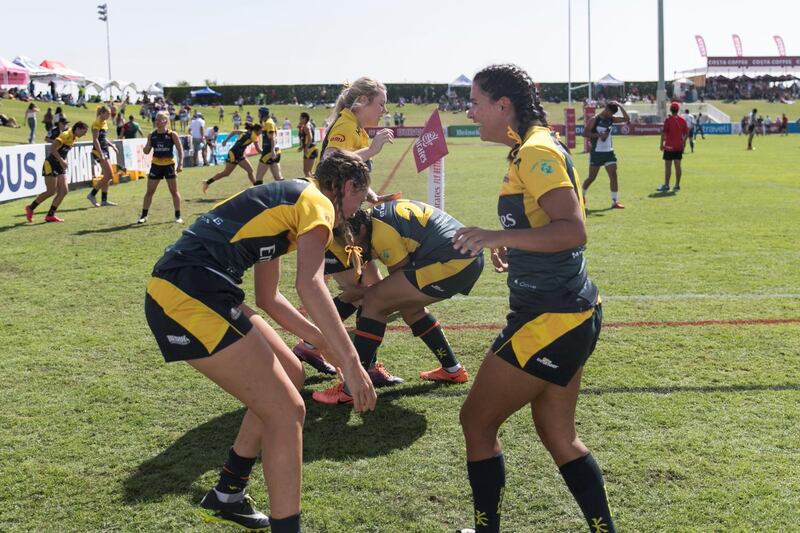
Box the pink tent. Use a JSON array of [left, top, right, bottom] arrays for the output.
[[0, 56, 29, 86], [38, 59, 84, 81]]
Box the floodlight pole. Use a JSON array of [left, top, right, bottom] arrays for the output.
[[657, 0, 666, 119], [105, 16, 112, 79]]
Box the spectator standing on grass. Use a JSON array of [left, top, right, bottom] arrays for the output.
[[43, 107, 54, 136], [781, 113, 788, 136], [232, 110, 241, 130], [190, 113, 208, 166], [205, 125, 219, 164], [747, 108, 757, 150], [384, 111, 391, 127], [683, 109, 695, 153], [25, 103, 39, 143], [115, 112, 125, 138], [245, 111, 254, 126], [283, 116, 291, 130], [122, 115, 144, 139], [765, 115, 772, 135], [393, 110, 400, 126], [658, 101, 689, 193], [218, 105, 224, 124], [54, 107, 66, 124], [694, 112, 706, 139], [454, 63, 615, 533]]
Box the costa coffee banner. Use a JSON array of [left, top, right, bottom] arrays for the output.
[[707, 56, 800, 68], [413, 110, 448, 173]]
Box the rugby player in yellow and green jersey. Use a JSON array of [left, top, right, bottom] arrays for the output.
[[203, 123, 263, 193], [145, 153, 377, 531], [86, 106, 120, 207], [137, 111, 184, 225], [497, 126, 598, 313], [313, 199, 484, 405], [25, 121, 90, 223], [255, 113, 284, 183]]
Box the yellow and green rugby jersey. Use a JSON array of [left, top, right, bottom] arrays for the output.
[[319, 108, 371, 171], [261, 117, 280, 153], [156, 179, 334, 284], [50, 129, 77, 160], [230, 130, 259, 156], [500, 126, 598, 311], [327, 199, 472, 273], [91, 118, 109, 150]]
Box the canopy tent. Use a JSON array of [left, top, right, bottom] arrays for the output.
[[13, 56, 55, 79], [0, 56, 29, 86], [83, 77, 109, 92], [596, 74, 624, 86], [145, 82, 164, 96], [39, 59, 85, 82], [190, 86, 222, 104], [447, 74, 471, 96]]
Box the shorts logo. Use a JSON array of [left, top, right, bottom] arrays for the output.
[[512, 278, 536, 290], [536, 356, 559, 369], [429, 284, 444, 292], [230, 307, 242, 320], [324, 257, 338, 265], [329, 134, 346, 143], [259, 244, 277, 262], [166, 334, 190, 346]]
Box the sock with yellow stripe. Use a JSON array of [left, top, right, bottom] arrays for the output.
[[559, 453, 616, 533], [410, 314, 459, 370], [213, 447, 256, 503], [353, 316, 386, 368], [467, 454, 505, 533]]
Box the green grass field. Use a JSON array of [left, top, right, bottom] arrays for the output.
[[1, 131, 799, 531]]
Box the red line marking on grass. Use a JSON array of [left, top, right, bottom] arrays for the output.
[[376, 141, 414, 194], [382, 317, 800, 332]]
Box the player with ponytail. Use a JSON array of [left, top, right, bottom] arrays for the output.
[[203, 122, 263, 193]]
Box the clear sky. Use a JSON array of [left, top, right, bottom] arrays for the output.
[[2, 0, 799, 87]]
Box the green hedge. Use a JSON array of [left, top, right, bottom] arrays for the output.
[[163, 81, 672, 106]]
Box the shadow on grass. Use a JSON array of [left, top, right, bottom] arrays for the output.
[[648, 191, 676, 198], [189, 198, 221, 203], [73, 221, 174, 235], [0, 221, 30, 233], [586, 207, 613, 217], [583, 383, 800, 395], [122, 383, 436, 504]]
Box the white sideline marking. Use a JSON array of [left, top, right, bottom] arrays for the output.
[[453, 293, 800, 302]]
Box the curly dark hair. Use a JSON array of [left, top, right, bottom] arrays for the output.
[[473, 64, 547, 158], [315, 151, 372, 270]]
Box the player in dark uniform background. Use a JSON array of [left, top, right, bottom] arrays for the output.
[[144, 151, 376, 532], [298, 112, 318, 177], [255, 109, 284, 183], [86, 106, 121, 207], [581, 101, 629, 209], [137, 111, 184, 224], [203, 123, 263, 193], [312, 199, 484, 405], [25, 121, 89, 223], [455, 64, 615, 533]]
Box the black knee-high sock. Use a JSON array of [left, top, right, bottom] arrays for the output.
[[47, 204, 58, 217], [467, 454, 505, 533], [174, 210, 181, 219], [101, 191, 108, 202], [214, 448, 256, 500], [140, 208, 149, 218], [410, 314, 458, 369], [89, 188, 99, 197], [254, 179, 263, 185], [559, 453, 616, 533], [269, 513, 301, 533], [333, 296, 358, 321], [29, 199, 40, 211], [353, 316, 386, 368], [206, 177, 215, 185]]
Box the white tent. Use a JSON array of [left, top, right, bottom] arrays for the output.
[[596, 73, 624, 86], [145, 82, 164, 96], [12, 56, 55, 79], [447, 74, 471, 96]]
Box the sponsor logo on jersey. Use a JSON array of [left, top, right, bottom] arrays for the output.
[[536, 356, 559, 369], [329, 134, 346, 143]]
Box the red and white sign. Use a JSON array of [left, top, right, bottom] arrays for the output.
[[564, 108, 577, 149], [695, 35, 708, 58], [774, 35, 786, 57], [732, 34, 743, 57], [413, 110, 448, 173]]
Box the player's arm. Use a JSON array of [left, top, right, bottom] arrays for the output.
[[453, 187, 586, 255], [295, 226, 376, 412], [612, 103, 630, 124], [91, 128, 104, 160], [143, 132, 153, 154], [171, 131, 184, 172], [582, 117, 598, 138], [269, 130, 277, 158]]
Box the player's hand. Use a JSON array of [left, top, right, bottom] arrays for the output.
[[372, 128, 395, 151], [367, 190, 401, 205], [339, 284, 366, 304], [491, 247, 508, 273], [339, 363, 376, 412], [452, 227, 501, 256], [176, 165, 183, 173]]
